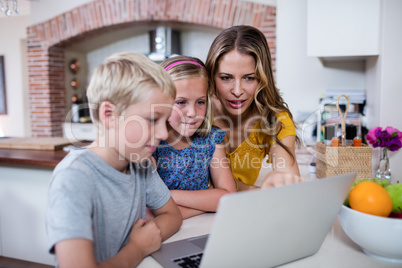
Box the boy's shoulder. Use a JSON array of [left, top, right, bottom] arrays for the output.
[[50, 149, 99, 196], [55, 148, 93, 171], [53, 148, 116, 183]]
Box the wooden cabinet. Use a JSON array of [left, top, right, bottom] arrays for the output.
[[307, 0, 381, 58]]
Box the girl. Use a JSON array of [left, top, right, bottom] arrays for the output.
[[205, 25, 304, 191], [153, 56, 236, 219]]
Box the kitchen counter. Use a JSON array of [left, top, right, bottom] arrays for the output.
[[0, 148, 68, 167], [0, 136, 92, 167]]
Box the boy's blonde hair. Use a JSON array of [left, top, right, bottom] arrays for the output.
[[87, 52, 176, 129], [160, 56, 212, 137]]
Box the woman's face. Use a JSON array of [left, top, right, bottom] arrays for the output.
[[214, 50, 259, 118]]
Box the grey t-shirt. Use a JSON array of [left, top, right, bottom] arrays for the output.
[[46, 149, 171, 262]]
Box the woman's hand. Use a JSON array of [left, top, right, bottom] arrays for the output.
[[260, 170, 304, 189], [262, 134, 303, 189], [237, 179, 259, 191]]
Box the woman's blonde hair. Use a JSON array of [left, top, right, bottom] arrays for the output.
[[160, 56, 212, 137], [205, 25, 298, 157], [87, 52, 176, 130]]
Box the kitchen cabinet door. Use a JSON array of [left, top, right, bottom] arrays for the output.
[[0, 164, 54, 265], [307, 0, 381, 58]]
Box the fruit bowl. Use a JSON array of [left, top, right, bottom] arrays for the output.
[[338, 205, 402, 263]]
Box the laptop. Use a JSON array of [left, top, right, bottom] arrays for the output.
[[152, 173, 356, 268]]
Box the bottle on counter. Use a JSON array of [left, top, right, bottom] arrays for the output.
[[353, 115, 362, 147], [71, 94, 82, 123], [324, 124, 336, 146], [79, 94, 92, 123], [332, 123, 340, 147]]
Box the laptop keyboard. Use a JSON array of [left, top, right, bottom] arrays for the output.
[[173, 253, 203, 268]]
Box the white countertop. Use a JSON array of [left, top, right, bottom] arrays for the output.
[[138, 213, 401, 268]]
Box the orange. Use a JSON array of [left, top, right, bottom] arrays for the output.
[[349, 181, 393, 217]]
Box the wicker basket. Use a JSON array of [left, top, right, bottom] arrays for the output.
[[316, 94, 373, 179], [316, 141, 372, 179]]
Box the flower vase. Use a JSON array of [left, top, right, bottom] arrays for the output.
[[375, 147, 391, 180]]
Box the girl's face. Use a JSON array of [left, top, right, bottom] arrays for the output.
[[214, 50, 259, 118], [168, 77, 208, 139]]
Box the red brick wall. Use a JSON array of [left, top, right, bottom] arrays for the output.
[[27, 0, 276, 137]]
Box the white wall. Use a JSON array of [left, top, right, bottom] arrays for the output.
[[86, 33, 149, 83], [276, 0, 366, 125], [376, 0, 402, 182], [378, 0, 402, 130], [0, 15, 30, 137], [180, 29, 221, 63]]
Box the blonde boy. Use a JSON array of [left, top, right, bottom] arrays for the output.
[[46, 52, 182, 267]]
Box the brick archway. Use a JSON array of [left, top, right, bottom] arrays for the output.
[[27, 0, 276, 137]]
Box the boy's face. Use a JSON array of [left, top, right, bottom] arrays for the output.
[[117, 88, 174, 163]]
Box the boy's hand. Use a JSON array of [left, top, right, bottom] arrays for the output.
[[130, 218, 162, 258], [260, 170, 304, 189]]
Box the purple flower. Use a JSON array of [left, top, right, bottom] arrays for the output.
[[385, 126, 402, 140], [385, 126, 399, 135], [366, 126, 402, 152], [366, 127, 382, 146], [388, 139, 402, 151]]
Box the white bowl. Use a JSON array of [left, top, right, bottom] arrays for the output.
[[338, 205, 402, 263]]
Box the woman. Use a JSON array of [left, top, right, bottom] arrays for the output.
[[205, 25, 303, 191]]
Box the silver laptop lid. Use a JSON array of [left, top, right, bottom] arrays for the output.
[[200, 173, 356, 268]]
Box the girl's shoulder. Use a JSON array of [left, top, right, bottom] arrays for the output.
[[192, 126, 225, 147], [196, 126, 225, 145], [210, 125, 225, 136], [153, 140, 174, 156]]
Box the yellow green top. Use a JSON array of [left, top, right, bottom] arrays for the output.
[[226, 112, 296, 186]]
